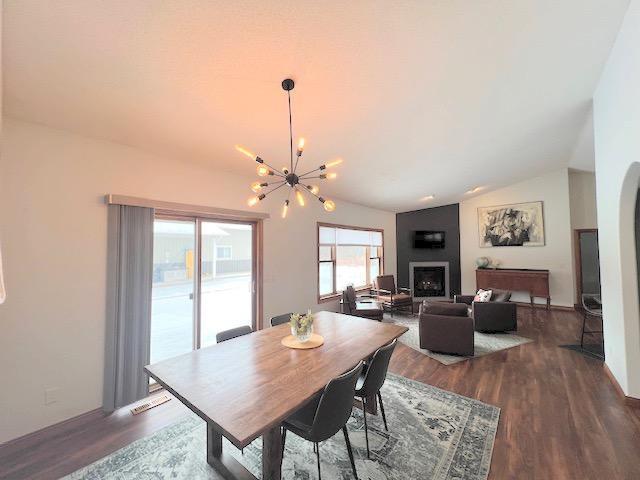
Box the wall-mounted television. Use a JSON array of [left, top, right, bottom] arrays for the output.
[[414, 230, 445, 249]]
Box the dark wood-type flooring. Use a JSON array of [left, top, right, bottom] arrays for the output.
[[1, 308, 639, 479]]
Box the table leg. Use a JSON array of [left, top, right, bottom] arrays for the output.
[[262, 426, 283, 480], [530, 295, 535, 309], [546, 297, 551, 310], [207, 423, 256, 480]]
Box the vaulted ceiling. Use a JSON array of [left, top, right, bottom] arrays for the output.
[[3, 1, 629, 211]]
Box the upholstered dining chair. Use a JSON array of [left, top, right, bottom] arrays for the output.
[[270, 313, 293, 327], [354, 339, 397, 458], [282, 362, 364, 480], [372, 275, 413, 316], [215, 325, 253, 343]]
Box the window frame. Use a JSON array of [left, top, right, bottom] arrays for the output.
[[317, 222, 384, 303]]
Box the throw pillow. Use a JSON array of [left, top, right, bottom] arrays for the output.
[[474, 289, 493, 302]]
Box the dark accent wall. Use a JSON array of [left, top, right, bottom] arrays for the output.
[[396, 203, 461, 297]]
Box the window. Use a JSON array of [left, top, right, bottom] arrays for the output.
[[215, 245, 232, 260], [318, 223, 384, 300]]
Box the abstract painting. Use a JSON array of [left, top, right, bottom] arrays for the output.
[[478, 201, 544, 247]]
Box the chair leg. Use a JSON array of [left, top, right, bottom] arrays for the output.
[[377, 392, 388, 432], [581, 312, 588, 348], [362, 396, 370, 458], [281, 427, 287, 458], [343, 426, 358, 479], [315, 442, 321, 480]]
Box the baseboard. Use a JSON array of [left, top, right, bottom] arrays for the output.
[[513, 301, 575, 312], [0, 407, 105, 449], [603, 364, 640, 408]]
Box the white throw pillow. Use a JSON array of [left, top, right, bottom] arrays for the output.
[[474, 289, 492, 302]]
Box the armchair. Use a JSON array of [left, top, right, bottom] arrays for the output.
[[340, 285, 384, 321], [418, 302, 474, 356], [454, 289, 517, 332], [372, 275, 414, 316]]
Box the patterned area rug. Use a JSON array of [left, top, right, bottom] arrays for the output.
[[393, 315, 533, 365], [63, 374, 499, 480]]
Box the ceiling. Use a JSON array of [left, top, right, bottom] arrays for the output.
[[3, 1, 629, 212]]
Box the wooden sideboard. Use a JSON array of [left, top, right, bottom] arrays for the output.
[[476, 268, 550, 309]]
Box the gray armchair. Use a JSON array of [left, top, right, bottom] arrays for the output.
[[454, 289, 517, 332], [418, 302, 474, 356]]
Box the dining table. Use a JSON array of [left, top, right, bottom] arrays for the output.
[[144, 310, 408, 480]]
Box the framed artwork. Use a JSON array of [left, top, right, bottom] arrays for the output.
[[477, 201, 545, 247]]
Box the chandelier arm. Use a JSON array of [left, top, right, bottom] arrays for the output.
[[298, 167, 323, 178], [257, 158, 286, 177], [299, 182, 321, 199], [299, 175, 323, 180], [262, 181, 287, 197]]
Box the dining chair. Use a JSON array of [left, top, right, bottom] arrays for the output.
[[270, 313, 293, 327], [282, 361, 364, 480], [215, 325, 253, 343], [354, 339, 397, 458], [580, 293, 603, 349]]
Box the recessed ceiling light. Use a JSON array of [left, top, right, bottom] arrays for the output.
[[420, 195, 435, 201], [466, 186, 483, 194]]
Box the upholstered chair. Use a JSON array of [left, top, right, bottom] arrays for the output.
[[454, 289, 517, 332], [372, 275, 414, 315], [341, 285, 384, 321]]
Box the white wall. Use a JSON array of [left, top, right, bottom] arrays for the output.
[[460, 169, 575, 307], [0, 118, 397, 443], [593, 0, 640, 398], [569, 170, 598, 230]]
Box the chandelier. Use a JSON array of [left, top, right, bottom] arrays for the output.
[[236, 78, 341, 218]]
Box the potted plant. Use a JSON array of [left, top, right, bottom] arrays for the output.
[[290, 310, 314, 342]]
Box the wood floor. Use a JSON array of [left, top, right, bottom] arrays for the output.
[[1, 307, 639, 479]]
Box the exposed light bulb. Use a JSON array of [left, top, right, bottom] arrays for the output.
[[308, 185, 320, 195], [251, 181, 263, 193], [247, 196, 259, 207], [324, 158, 343, 168], [326, 172, 337, 180], [282, 200, 289, 218], [235, 145, 256, 161], [297, 138, 305, 154], [421, 195, 435, 201], [323, 199, 336, 212], [296, 190, 305, 207], [282, 167, 289, 175], [257, 165, 270, 177]]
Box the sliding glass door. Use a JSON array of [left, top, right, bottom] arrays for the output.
[[199, 221, 254, 348], [150, 216, 256, 365], [150, 219, 196, 364]]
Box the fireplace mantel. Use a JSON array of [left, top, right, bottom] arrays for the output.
[[409, 261, 450, 301]]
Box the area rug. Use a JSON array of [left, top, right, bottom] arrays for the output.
[[63, 374, 499, 480], [394, 316, 533, 365]]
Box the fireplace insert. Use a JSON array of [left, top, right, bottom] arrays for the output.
[[413, 266, 446, 297]]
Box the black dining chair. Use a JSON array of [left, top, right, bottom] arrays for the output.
[[215, 325, 253, 343], [354, 339, 397, 458], [282, 362, 364, 480], [270, 313, 293, 327]]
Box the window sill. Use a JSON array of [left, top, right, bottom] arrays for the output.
[[318, 285, 372, 304]]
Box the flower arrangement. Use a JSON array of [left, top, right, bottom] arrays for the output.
[[290, 310, 315, 342]]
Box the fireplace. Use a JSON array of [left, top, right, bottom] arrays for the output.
[[409, 261, 450, 301]]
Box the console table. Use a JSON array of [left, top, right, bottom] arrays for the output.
[[476, 268, 550, 309]]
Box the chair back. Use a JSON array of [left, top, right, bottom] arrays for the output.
[[216, 325, 253, 343], [375, 275, 397, 295], [270, 313, 293, 327], [581, 294, 602, 316], [308, 361, 364, 442], [342, 286, 357, 314], [358, 339, 397, 397]]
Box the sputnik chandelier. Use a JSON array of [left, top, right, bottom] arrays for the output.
[[236, 78, 342, 218]]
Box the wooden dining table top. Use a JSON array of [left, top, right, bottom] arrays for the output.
[[144, 311, 408, 448]]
